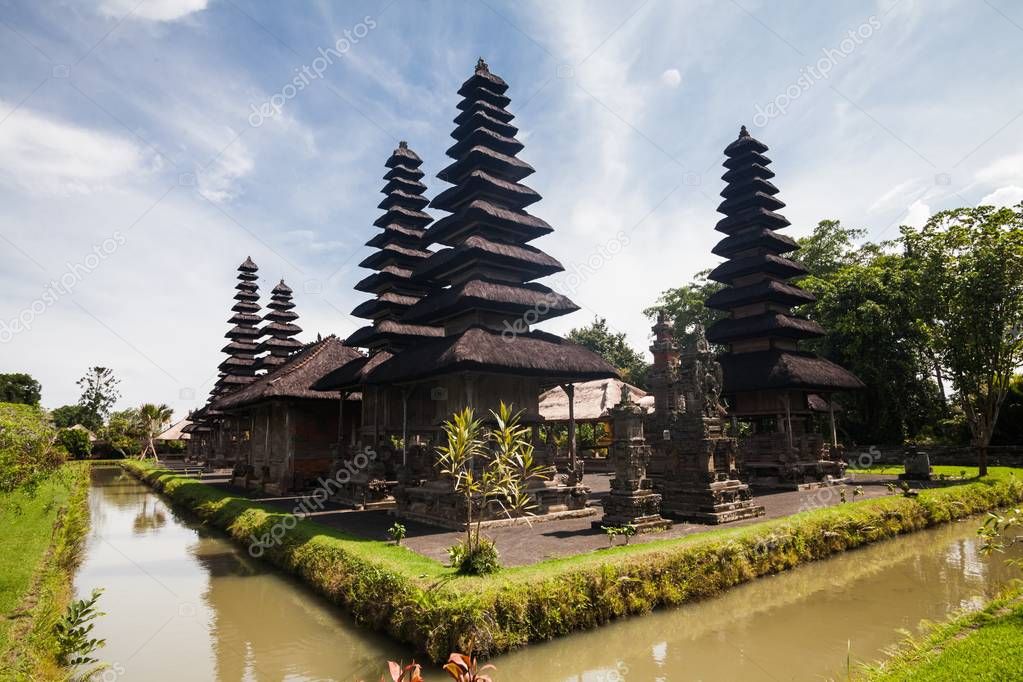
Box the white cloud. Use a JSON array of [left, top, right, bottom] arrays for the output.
[[0, 103, 147, 195], [979, 185, 1023, 208], [868, 178, 925, 213], [661, 69, 682, 88], [902, 199, 931, 228], [99, 0, 208, 22]]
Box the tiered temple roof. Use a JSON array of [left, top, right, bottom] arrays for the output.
[[362, 59, 614, 385], [402, 58, 579, 332], [213, 257, 262, 396], [256, 280, 302, 371], [348, 142, 443, 352], [705, 127, 862, 393]]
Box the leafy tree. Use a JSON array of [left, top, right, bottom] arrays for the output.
[[57, 427, 93, 460], [76, 367, 120, 427], [643, 269, 724, 349], [0, 402, 64, 494], [905, 204, 1023, 475], [138, 403, 173, 459], [103, 408, 145, 458], [51, 404, 99, 431], [0, 373, 42, 406], [566, 317, 651, 388], [795, 219, 870, 277]]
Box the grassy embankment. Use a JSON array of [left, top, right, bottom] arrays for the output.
[[849, 465, 987, 477], [0, 464, 91, 681], [865, 585, 1023, 681], [122, 460, 1023, 663]]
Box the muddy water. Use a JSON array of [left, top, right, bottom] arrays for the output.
[[76, 466, 1022, 681]]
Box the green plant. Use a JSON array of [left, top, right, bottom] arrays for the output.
[[434, 403, 551, 574], [839, 487, 848, 503], [0, 402, 65, 494], [447, 537, 500, 575], [52, 588, 106, 667], [853, 486, 864, 499], [388, 522, 407, 546], [138, 403, 173, 459], [57, 427, 93, 460], [602, 524, 637, 546]]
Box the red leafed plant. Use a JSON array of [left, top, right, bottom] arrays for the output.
[[381, 661, 423, 682], [442, 651, 496, 681]]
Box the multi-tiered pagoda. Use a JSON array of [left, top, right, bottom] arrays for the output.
[[347, 142, 442, 353], [705, 127, 863, 489], [361, 59, 617, 529], [215, 257, 262, 394], [256, 280, 302, 372]]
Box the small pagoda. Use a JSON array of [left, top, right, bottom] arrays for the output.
[[256, 280, 302, 372], [348, 141, 443, 354], [362, 59, 617, 529], [705, 127, 863, 489]]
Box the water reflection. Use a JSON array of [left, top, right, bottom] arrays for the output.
[[76, 467, 1023, 681]]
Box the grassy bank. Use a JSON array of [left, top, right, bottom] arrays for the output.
[[122, 460, 1023, 663], [1, 464, 91, 680], [865, 585, 1023, 681]]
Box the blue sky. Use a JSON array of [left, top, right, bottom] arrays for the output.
[[2, 0, 1022, 417]]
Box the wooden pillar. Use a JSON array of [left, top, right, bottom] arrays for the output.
[[401, 386, 411, 468], [828, 394, 838, 447], [784, 394, 794, 452], [563, 383, 577, 472]]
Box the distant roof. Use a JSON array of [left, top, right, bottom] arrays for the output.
[[156, 419, 191, 441], [539, 378, 652, 422], [69, 423, 98, 442], [213, 336, 364, 410]]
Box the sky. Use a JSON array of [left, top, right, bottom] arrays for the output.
[[2, 0, 1023, 419]]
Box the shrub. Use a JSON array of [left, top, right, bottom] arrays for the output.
[[448, 537, 500, 575], [57, 427, 93, 460], [388, 522, 407, 546], [0, 402, 64, 493], [53, 588, 106, 667]]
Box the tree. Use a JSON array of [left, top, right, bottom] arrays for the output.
[[434, 404, 551, 574], [51, 404, 99, 431], [0, 373, 42, 406], [566, 318, 650, 388], [77, 367, 120, 427], [0, 403, 64, 494], [643, 269, 725, 349], [57, 427, 93, 460], [103, 408, 145, 458], [795, 219, 869, 278], [138, 403, 173, 459], [905, 204, 1023, 475]]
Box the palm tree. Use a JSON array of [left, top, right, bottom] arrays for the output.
[[138, 403, 173, 459]]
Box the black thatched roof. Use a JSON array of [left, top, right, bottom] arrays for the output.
[[312, 350, 393, 391], [257, 279, 302, 370], [401, 278, 578, 325], [704, 127, 862, 396], [720, 350, 865, 393], [214, 257, 261, 395], [214, 336, 363, 410], [345, 319, 443, 349], [411, 235, 562, 284], [364, 326, 619, 385]]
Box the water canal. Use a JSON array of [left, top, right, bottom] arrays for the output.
[[75, 466, 1023, 681]]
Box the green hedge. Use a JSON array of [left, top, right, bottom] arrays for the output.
[[122, 461, 1023, 662]]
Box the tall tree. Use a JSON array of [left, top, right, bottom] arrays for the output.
[[51, 404, 97, 430], [905, 205, 1023, 475], [76, 367, 120, 427], [566, 318, 650, 388], [0, 373, 42, 406]]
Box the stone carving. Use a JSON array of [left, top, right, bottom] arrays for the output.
[[595, 386, 672, 533]]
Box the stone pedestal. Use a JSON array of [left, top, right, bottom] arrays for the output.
[[899, 448, 932, 481], [594, 390, 671, 534]]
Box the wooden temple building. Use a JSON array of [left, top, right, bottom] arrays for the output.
[[705, 127, 864, 488], [316, 59, 619, 528]]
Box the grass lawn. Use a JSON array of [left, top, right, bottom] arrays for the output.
[[849, 464, 987, 478], [0, 465, 90, 679], [867, 587, 1023, 681]]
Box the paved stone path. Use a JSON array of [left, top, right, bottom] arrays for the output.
[[206, 473, 899, 567]]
